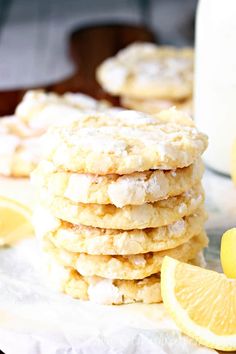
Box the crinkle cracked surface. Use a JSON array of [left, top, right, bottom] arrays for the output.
[[46, 252, 205, 304], [47, 259, 162, 304], [121, 96, 193, 116], [35, 206, 206, 255], [44, 232, 208, 280], [42, 109, 207, 174], [32, 159, 204, 207], [40, 184, 204, 230], [96, 42, 194, 99]]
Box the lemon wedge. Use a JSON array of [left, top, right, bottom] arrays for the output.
[[161, 256, 236, 351], [0, 196, 34, 245], [221, 228, 236, 278]]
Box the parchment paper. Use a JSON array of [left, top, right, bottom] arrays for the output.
[[0, 168, 235, 354], [0, 239, 216, 354]]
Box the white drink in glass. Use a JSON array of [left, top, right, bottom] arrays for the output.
[[195, 0, 236, 175]]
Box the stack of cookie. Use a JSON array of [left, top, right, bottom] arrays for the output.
[[97, 42, 193, 115], [32, 108, 208, 305]]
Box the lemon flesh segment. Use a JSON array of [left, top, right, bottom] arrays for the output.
[[161, 256, 236, 351], [221, 228, 236, 279], [0, 196, 34, 245]]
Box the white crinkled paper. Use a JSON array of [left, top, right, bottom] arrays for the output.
[[0, 239, 216, 354], [0, 168, 234, 354]]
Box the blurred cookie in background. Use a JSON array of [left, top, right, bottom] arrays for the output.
[[0, 90, 110, 178], [97, 42, 194, 115]]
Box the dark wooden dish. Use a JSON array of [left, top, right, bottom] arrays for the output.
[[0, 23, 156, 116]]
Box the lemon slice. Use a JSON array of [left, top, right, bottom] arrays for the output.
[[0, 196, 34, 245], [221, 228, 236, 278], [161, 256, 236, 351]]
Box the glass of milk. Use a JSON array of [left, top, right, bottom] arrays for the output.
[[195, 0, 236, 175]]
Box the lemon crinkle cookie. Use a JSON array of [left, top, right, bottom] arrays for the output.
[[43, 232, 208, 280], [32, 159, 204, 207], [42, 110, 207, 174], [96, 42, 193, 99], [47, 259, 162, 304], [34, 206, 206, 255], [46, 252, 205, 305], [40, 184, 204, 230]]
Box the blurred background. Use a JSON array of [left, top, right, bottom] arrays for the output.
[[0, 0, 197, 115]]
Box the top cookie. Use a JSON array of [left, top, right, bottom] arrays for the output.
[[97, 42, 194, 99], [43, 109, 208, 174]]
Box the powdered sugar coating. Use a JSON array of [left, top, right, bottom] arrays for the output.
[[88, 278, 123, 304], [42, 109, 207, 175]]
